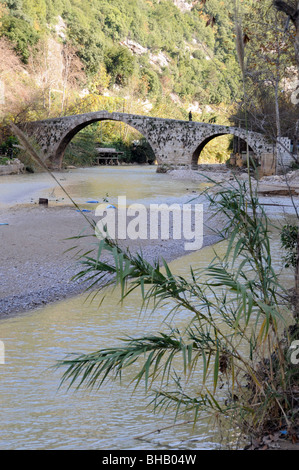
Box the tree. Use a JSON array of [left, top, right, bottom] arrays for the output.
[[245, 5, 295, 137], [61, 43, 85, 115], [0, 36, 41, 121], [4, 0, 23, 18], [88, 63, 111, 96], [27, 37, 63, 115], [274, 0, 299, 72], [1, 15, 40, 62], [273, 2, 299, 164], [104, 45, 135, 86]]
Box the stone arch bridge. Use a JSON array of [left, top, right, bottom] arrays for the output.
[[22, 111, 279, 171]]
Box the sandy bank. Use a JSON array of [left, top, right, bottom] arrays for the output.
[[169, 167, 299, 216], [168, 166, 299, 195]]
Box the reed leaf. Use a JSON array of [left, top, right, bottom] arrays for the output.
[[56, 168, 294, 439]]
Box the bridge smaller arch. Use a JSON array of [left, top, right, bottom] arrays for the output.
[[190, 126, 273, 169], [191, 132, 256, 168]]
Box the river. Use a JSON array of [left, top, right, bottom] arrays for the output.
[[0, 166, 296, 450], [0, 166, 204, 209]]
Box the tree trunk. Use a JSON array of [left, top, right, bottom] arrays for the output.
[[296, 120, 299, 158], [295, 13, 299, 74], [295, 228, 299, 320]]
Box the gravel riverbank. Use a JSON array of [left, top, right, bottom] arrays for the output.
[[0, 199, 225, 319]]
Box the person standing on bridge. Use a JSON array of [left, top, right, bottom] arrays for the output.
[[189, 111, 192, 121]]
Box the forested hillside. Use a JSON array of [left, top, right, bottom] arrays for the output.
[[0, 0, 240, 108], [0, 0, 297, 165]]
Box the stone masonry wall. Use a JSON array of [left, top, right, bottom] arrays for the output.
[[22, 111, 276, 170]]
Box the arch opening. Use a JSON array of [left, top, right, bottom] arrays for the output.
[[191, 133, 258, 169], [53, 118, 156, 169]]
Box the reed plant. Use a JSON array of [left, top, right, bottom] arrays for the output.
[[9, 109, 299, 447], [55, 177, 298, 445]]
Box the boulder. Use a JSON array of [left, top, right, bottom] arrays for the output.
[[0, 159, 25, 176]]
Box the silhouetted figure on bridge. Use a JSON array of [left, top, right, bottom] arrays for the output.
[[189, 111, 192, 121]]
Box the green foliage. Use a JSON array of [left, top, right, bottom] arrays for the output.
[[0, 135, 19, 157], [3, 0, 23, 18], [64, 130, 98, 167], [131, 138, 156, 164], [100, 3, 128, 41], [1, 15, 40, 62], [199, 134, 232, 164], [1, 0, 242, 105], [22, 0, 47, 24], [104, 45, 135, 86], [139, 67, 161, 98]]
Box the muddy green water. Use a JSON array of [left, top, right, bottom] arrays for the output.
[[0, 166, 296, 450], [0, 166, 202, 208], [0, 244, 230, 450]]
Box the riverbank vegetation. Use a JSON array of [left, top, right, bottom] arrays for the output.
[[231, 0, 299, 164], [0, 0, 242, 164]]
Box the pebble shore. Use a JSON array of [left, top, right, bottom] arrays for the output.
[[0, 199, 224, 319]]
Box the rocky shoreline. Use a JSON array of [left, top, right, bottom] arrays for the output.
[[0, 158, 25, 176]]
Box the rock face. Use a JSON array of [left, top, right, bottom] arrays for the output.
[[0, 159, 24, 176], [173, 0, 193, 12]]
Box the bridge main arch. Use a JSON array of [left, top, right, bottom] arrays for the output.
[[41, 111, 160, 168]]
